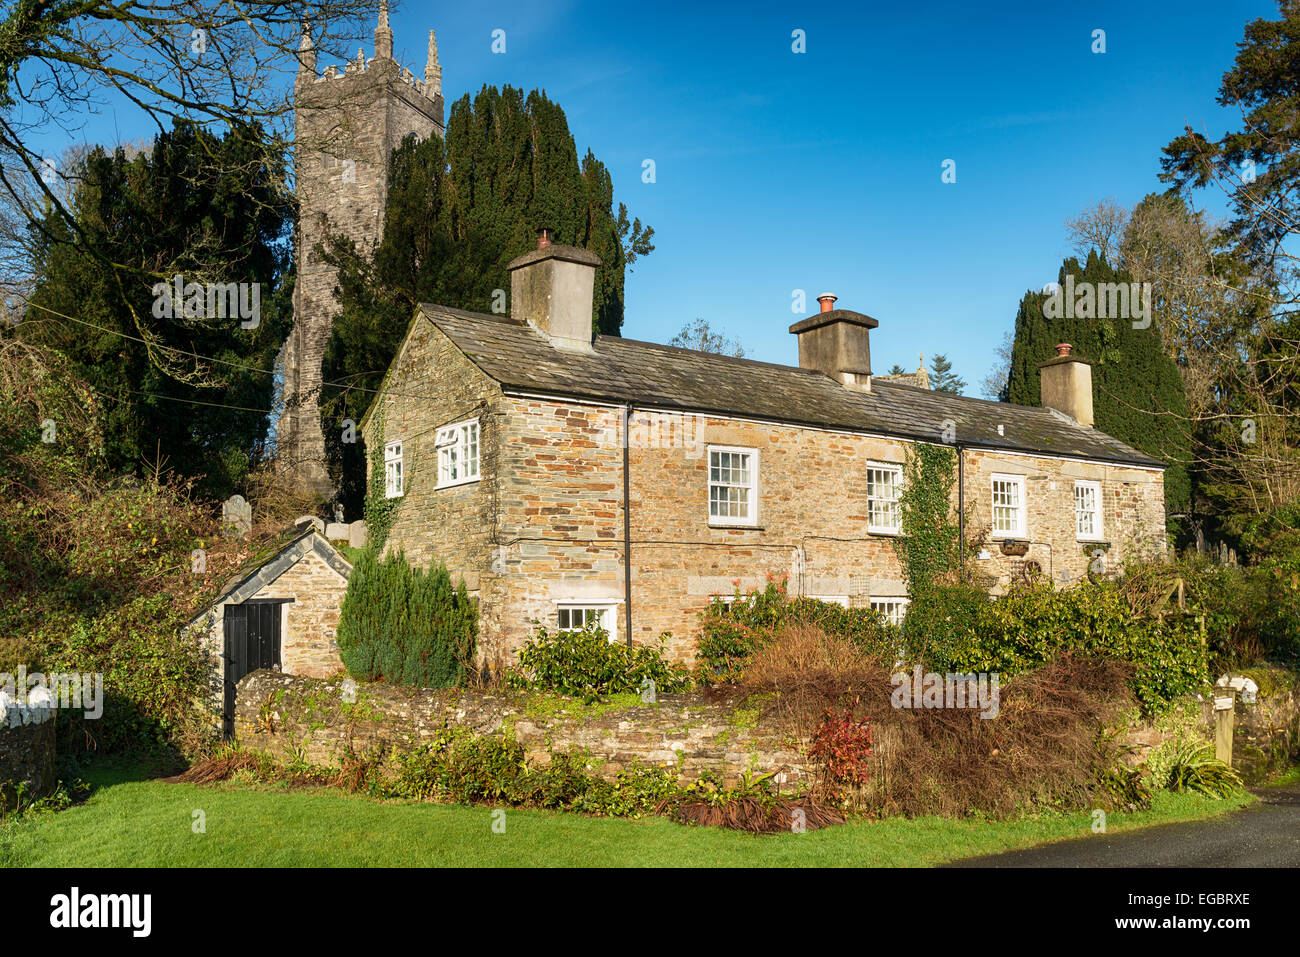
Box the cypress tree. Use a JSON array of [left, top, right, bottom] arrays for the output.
[[336, 549, 476, 688], [1006, 251, 1191, 519], [320, 85, 653, 510]]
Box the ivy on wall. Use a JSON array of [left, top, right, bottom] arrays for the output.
[[363, 384, 405, 553], [892, 443, 987, 669]]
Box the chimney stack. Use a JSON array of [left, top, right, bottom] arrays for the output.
[[789, 293, 879, 393], [508, 230, 603, 352], [1039, 343, 1094, 427]]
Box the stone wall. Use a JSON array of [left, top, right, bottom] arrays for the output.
[[0, 705, 56, 812], [233, 670, 811, 788]]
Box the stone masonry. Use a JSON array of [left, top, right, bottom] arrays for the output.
[[233, 669, 811, 788], [278, 8, 445, 492]]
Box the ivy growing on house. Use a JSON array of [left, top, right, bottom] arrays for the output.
[[891, 443, 987, 669], [363, 385, 403, 553]]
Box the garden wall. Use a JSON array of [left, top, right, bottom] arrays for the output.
[[233, 670, 811, 787], [0, 702, 56, 812]]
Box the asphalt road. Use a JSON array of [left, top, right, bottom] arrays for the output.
[[945, 782, 1300, 867]]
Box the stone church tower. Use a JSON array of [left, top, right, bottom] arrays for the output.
[[278, 3, 444, 494]]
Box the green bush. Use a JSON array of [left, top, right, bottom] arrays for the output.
[[1164, 743, 1244, 799], [336, 549, 476, 689], [507, 622, 692, 699], [696, 581, 902, 682], [389, 727, 683, 817], [949, 577, 1207, 714]]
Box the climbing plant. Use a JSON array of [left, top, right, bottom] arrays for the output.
[[892, 443, 987, 669]]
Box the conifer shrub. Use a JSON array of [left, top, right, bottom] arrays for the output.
[[336, 549, 476, 688]]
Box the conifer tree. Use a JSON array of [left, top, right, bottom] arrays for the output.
[[1006, 251, 1191, 518], [320, 85, 652, 506]]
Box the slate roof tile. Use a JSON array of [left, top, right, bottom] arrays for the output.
[[421, 304, 1164, 469]]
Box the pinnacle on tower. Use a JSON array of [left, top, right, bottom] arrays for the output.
[[375, 0, 394, 59], [298, 23, 316, 75], [425, 29, 442, 94]]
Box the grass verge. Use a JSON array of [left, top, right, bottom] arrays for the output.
[[0, 760, 1256, 867]]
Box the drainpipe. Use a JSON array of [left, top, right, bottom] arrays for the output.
[[623, 404, 633, 646], [957, 442, 965, 551]]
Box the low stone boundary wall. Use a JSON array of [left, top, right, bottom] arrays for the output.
[[1124, 684, 1299, 785], [0, 700, 56, 812], [233, 670, 812, 787]]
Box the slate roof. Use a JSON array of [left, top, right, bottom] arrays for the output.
[[183, 529, 353, 627], [420, 304, 1164, 469]]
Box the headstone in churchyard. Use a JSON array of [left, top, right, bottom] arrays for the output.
[[295, 515, 325, 534], [349, 520, 369, 549], [221, 494, 252, 538]]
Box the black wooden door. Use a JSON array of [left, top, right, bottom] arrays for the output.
[[222, 600, 283, 737]]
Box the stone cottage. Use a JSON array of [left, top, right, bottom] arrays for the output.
[[360, 232, 1168, 671], [185, 527, 352, 733]]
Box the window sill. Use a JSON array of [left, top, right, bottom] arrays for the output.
[[868, 528, 903, 537], [436, 476, 481, 491], [708, 522, 763, 531]]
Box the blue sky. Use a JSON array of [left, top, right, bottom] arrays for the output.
[[418, 0, 1269, 388], [34, 0, 1275, 391]]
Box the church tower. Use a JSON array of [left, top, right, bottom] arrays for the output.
[[278, 4, 445, 494]]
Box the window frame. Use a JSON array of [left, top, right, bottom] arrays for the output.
[[990, 473, 1027, 539], [384, 440, 404, 499], [707, 444, 759, 527], [1074, 480, 1104, 542], [869, 596, 910, 627], [435, 418, 481, 490], [554, 601, 620, 644], [866, 461, 905, 535]]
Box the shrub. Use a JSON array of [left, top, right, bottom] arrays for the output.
[[1164, 743, 1244, 798], [336, 549, 476, 689], [808, 709, 875, 804], [696, 580, 901, 683], [949, 577, 1207, 714], [507, 622, 691, 699]]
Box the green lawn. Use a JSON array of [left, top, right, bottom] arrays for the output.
[[0, 763, 1256, 867]]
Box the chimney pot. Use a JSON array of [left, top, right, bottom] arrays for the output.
[[537, 228, 553, 249], [817, 293, 837, 313], [1056, 342, 1073, 358]]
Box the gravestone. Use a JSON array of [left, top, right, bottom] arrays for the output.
[[349, 521, 369, 549], [295, 515, 325, 534], [221, 494, 252, 538]]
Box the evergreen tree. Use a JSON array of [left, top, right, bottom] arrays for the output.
[[320, 85, 653, 507], [336, 549, 477, 688], [929, 354, 967, 394], [887, 364, 907, 375], [1006, 250, 1191, 517], [18, 120, 292, 496]]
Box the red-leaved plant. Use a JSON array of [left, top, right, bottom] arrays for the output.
[[808, 707, 875, 800]]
